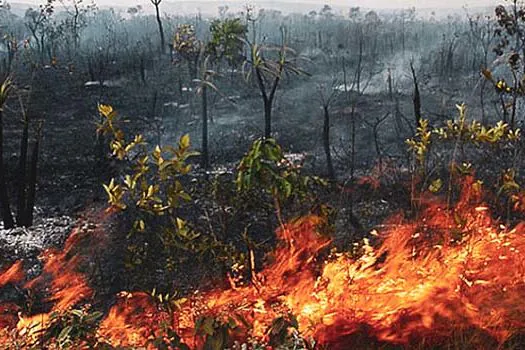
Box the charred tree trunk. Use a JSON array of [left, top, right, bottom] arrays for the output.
[[401, 19, 406, 55], [446, 45, 453, 76], [480, 78, 487, 123], [255, 65, 281, 139], [16, 116, 28, 226], [355, 37, 363, 94], [88, 58, 96, 82], [152, 0, 166, 55], [500, 94, 508, 123], [511, 71, 518, 129], [95, 118, 107, 176], [24, 122, 43, 227], [140, 54, 146, 85], [350, 105, 357, 183], [98, 55, 106, 89], [40, 34, 45, 65], [264, 99, 272, 139], [6, 43, 15, 74], [0, 108, 14, 229], [387, 68, 394, 101], [323, 105, 335, 180], [341, 56, 363, 232], [366, 112, 390, 172], [342, 56, 355, 181], [151, 89, 158, 118], [188, 61, 197, 80], [410, 62, 422, 128], [201, 85, 209, 169]]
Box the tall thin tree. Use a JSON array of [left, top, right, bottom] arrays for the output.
[[16, 93, 29, 226], [150, 0, 165, 54], [0, 77, 14, 229], [194, 56, 235, 169], [410, 61, 422, 128], [317, 81, 339, 180], [244, 27, 308, 138]]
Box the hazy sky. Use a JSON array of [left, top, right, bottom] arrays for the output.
[[342, 0, 497, 7], [16, 0, 500, 8]]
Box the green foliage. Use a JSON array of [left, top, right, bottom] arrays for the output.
[[0, 75, 11, 109], [173, 24, 202, 63], [97, 103, 196, 228], [0, 306, 106, 349], [97, 104, 250, 285], [97, 106, 328, 294], [194, 314, 247, 350], [236, 138, 324, 203], [40, 306, 103, 348], [207, 18, 247, 66], [146, 323, 190, 350], [405, 118, 431, 170], [406, 103, 523, 217], [406, 104, 521, 174], [236, 138, 287, 196], [97, 104, 205, 272], [242, 39, 308, 83], [499, 168, 520, 197], [195, 314, 315, 350], [435, 104, 519, 142], [149, 288, 188, 314]]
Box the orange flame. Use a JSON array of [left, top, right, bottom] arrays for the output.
[[24, 227, 93, 311], [0, 214, 108, 342], [2, 178, 525, 348], [98, 177, 525, 348], [0, 261, 24, 288]]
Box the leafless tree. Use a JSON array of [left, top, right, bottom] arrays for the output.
[[150, 0, 166, 54]]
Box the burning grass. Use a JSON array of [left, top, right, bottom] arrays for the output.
[[1, 176, 525, 349]]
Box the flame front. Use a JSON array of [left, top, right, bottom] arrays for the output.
[[98, 177, 525, 348], [2, 177, 525, 348]]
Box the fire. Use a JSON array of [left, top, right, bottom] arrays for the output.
[[98, 177, 525, 348], [2, 177, 525, 348], [98, 291, 165, 346], [0, 213, 107, 344], [98, 216, 330, 348], [15, 227, 94, 339], [24, 227, 93, 311], [0, 261, 23, 288]]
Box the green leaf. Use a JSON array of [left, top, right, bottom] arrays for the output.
[[281, 180, 292, 198], [428, 178, 443, 193], [176, 218, 185, 230], [57, 325, 72, 343], [180, 134, 190, 149], [202, 317, 215, 336]]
